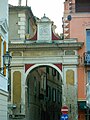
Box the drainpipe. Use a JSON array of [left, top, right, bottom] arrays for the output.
[[18, 0, 21, 6], [26, 0, 28, 6]]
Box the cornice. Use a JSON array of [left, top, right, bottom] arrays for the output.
[[9, 42, 84, 51]]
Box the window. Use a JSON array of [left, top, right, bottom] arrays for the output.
[[3, 41, 6, 76], [76, 0, 90, 12], [57, 72, 60, 80], [57, 90, 61, 103], [86, 30, 90, 52], [0, 36, 2, 69], [40, 74, 46, 91], [52, 69, 56, 76], [34, 77, 37, 95], [46, 67, 49, 74], [47, 86, 51, 101], [52, 88, 56, 102], [87, 71, 90, 83]]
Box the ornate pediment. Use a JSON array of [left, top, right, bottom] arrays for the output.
[[37, 14, 52, 43], [0, 19, 8, 33]]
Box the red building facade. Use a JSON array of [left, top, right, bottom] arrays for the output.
[[63, 0, 90, 119]]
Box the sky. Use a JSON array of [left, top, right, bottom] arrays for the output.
[[8, 0, 65, 34]]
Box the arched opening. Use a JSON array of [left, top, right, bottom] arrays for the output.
[[25, 65, 62, 120]]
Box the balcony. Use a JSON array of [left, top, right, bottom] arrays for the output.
[[68, 3, 90, 13], [76, 0, 90, 12], [84, 52, 90, 66]]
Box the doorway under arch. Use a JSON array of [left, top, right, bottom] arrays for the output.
[[25, 64, 62, 120]]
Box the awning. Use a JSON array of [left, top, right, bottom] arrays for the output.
[[78, 101, 87, 110]]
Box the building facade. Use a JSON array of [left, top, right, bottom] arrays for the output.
[[8, 5, 83, 120], [0, 0, 9, 120], [63, 0, 90, 119]]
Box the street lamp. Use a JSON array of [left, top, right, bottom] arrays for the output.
[[3, 51, 12, 67], [0, 51, 12, 71]]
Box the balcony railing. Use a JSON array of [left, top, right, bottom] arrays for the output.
[[84, 52, 90, 66], [69, 3, 90, 13]]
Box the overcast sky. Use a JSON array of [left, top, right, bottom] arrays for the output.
[[8, 0, 65, 34]]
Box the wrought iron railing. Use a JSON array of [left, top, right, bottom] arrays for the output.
[[84, 52, 90, 65], [69, 3, 90, 13]]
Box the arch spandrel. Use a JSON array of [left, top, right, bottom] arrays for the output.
[[25, 63, 63, 84]]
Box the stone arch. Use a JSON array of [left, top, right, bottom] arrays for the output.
[[25, 63, 63, 85], [25, 63, 63, 120]]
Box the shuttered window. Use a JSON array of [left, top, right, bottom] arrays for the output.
[[46, 67, 49, 74], [87, 71, 90, 83], [48, 86, 51, 101], [52, 88, 56, 102], [76, 0, 90, 12], [0, 36, 2, 68], [3, 41, 6, 76], [52, 69, 56, 76], [86, 30, 90, 52]]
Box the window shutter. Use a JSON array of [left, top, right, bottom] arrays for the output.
[[52, 69, 56, 76], [46, 67, 49, 74], [86, 30, 90, 52], [52, 88, 56, 102], [48, 86, 51, 101], [3, 41, 6, 76], [0, 36, 2, 68], [88, 71, 90, 83]]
